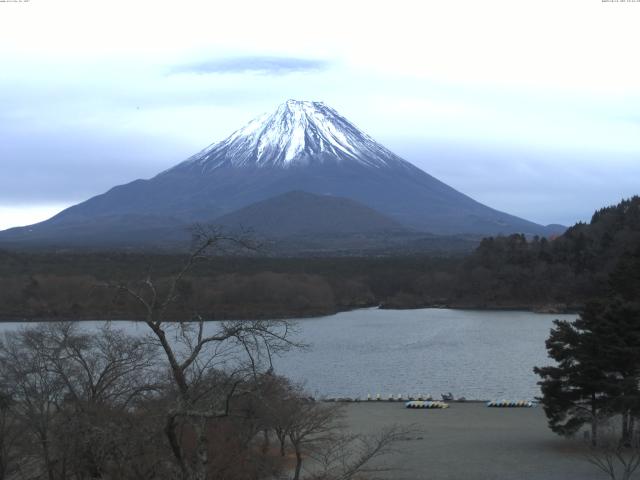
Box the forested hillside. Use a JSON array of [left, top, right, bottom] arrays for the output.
[[400, 196, 640, 310], [0, 197, 637, 320]]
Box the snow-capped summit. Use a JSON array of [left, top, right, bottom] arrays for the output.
[[173, 100, 412, 172]]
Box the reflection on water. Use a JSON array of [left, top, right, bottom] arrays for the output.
[[0, 308, 575, 400]]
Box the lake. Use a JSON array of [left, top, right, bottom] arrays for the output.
[[0, 308, 576, 401]]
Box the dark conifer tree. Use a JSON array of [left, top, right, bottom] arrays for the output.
[[598, 247, 640, 445], [535, 247, 640, 445], [534, 314, 610, 445]]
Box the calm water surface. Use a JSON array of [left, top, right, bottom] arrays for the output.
[[272, 308, 575, 401], [0, 308, 575, 401]]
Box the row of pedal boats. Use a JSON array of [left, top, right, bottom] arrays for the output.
[[405, 400, 534, 409]]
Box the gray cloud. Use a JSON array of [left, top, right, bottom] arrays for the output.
[[172, 56, 331, 75]]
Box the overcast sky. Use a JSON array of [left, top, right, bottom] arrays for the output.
[[1, 0, 639, 230]]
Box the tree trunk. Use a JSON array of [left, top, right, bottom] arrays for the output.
[[193, 419, 209, 480], [164, 413, 188, 479], [622, 410, 630, 447], [261, 429, 270, 455], [591, 398, 598, 447], [147, 323, 189, 395], [275, 428, 286, 456], [292, 444, 302, 480], [40, 434, 55, 480]]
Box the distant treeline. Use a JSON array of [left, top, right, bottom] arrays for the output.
[[0, 252, 457, 320], [1, 196, 638, 320]]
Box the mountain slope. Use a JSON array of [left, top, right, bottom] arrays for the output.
[[0, 100, 562, 249], [0, 214, 190, 249], [214, 190, 407, 237]]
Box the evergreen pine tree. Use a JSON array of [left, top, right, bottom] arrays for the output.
[[535, 247, 640, 445], [534, 314, 610, 445]]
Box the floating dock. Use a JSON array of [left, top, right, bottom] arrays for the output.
[[405, 400, 449, 409], [487, 400, 534, 408]]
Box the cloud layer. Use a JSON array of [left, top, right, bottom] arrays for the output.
[[173, 56, 331, 75]]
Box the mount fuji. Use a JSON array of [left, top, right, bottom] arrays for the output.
[[0, 100, 561, 250]]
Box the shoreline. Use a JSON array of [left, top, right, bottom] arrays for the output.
[[380, 302, 581, 315], [323, 398, 497, 403], [0, 303, 580, 323]]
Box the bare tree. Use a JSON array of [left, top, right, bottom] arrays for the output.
[[45, 322, 159, 478], [0, 327, 68, 480], [0, 227, 408, 480], [242, 368, 414, 480], [281, 395, 413, 480], [0, 321, 162, 480], [0, 390, 22, 480], [111, 226, 299, 480], [260, 373, 300, 457], [585, 420, 640, 480], [308, 425, 413, 480], [288, 401, 344, 480], [32, 322, 159, 407]]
